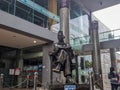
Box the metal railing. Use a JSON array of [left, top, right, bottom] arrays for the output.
[[70, 29, 120, 50], [0, 72, 44, 90]]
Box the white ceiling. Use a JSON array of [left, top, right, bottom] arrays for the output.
[[0, 28, 47, 49], [75, 0, 120, 12]]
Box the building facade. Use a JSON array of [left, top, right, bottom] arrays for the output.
[[0, 0, 119, 89]]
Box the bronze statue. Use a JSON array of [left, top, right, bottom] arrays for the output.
[[50, 31, 74, 83]]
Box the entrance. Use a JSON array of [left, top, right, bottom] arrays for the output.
[[23, 58, 42, 87], [0, 45, 43, 88]]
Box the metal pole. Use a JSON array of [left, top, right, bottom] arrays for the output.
[[0, 73, 4, 89], [50, 56, 53, 85], [14, 0, 16, 15], [26, 74, 29, 88], [110, 48, 117, 71], [89, 72, 94, 90], [91, 21, 103, 89], [34, 72, 38, 90], [75, 55, 79, 84], [88, 12, 92, 43], [60, 0, 70, 44]]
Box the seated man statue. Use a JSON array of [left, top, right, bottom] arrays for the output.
[[50, 31, 74, 83]]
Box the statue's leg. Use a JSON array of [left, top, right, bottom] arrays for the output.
[[52, 63, 61, 73], [52, 50, 66, 73], [57, 50, 67, 63], [64, 56, 73, 83]]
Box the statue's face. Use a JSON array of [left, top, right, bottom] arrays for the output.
[[58, 31, 64, 41]]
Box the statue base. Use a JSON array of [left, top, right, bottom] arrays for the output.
[[49, 84, 89, 90]]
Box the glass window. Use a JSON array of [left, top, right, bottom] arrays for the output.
[[0, 0, 49, 28], [51, 0, 90, 48]]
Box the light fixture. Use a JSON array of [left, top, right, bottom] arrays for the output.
[[33, 40, 37, 43], [98, 0, 102, 6], [12, 35, 16, 37], [100, 1, 102, 6]]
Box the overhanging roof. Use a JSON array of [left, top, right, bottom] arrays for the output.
[[0, 10, 57, 49], [75, 0, 120, 12]]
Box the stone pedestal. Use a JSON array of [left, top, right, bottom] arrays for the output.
[[49, 84, 89, 90]]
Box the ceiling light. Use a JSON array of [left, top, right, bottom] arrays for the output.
[[33, 40, 37, 43], [12, 35, 16, 37], [100, 1, 102, 6]]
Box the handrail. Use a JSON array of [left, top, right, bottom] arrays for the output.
[[70, 29, 120, 50], [71, 29, 120, 40], [70, 29, 120, 44], [100, 28, 120, 34]]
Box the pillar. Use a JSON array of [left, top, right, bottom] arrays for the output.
[[60, 0, 70, 44], [58, 0, 70, 84], [48, 0, 57, 30], [91, 21, 103, 89], [16, 50, 23, 88], [42, 44, 53, 89], [42, 44, 61, 87], [110, 48, 117, 71]]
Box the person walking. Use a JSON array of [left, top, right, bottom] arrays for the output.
[[108, 67, 119, 90]]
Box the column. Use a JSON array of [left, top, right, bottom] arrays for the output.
[[59, 0, 70, 84], [60, 0, 70, 44], [48, 0, 57, 30], [91, 21, 103, 89], [110, 48, 117, 71], [42, 44, 53, 89], [16, 50, 23, 88]]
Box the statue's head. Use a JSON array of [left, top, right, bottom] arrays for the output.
[[58, 31, 65, 43]]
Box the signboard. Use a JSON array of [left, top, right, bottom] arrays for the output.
[[9, 68, 21, 75], [64, 85, 76, 90], [15, 68, 21, 75], [17, 0, 60, 22], [9, 69, 15, 75]]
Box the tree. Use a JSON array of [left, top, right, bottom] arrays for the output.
[[85, 60, 92, 69]]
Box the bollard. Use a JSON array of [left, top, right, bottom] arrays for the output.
[[89, 72, 94, 90], [33, 72, 38, 90], [0, 73, 4, 89], [26, 74, 29, 88]]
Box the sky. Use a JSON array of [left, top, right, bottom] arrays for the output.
[[93, 4, 120, 30]]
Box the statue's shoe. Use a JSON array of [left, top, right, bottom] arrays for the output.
[[66, 76, 74, 84], [52, 64, 61, 73], [52, 68, 60, 73]]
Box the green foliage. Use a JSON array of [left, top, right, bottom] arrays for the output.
[[85, 60, 92, 68]]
